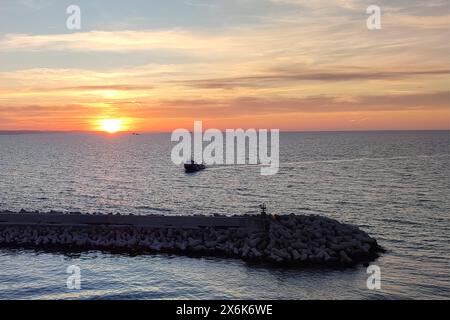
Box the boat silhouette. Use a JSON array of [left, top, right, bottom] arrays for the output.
[[184, 160, 206, 173]]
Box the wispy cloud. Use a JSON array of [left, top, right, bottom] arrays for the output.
[[3, 91, 446, 120], [184, 1, 221, 9], [0, 30, 235, 52], [18, 0, 52, 11], [182, 69, 450, 89]]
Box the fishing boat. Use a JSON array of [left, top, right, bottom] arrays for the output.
[[184, 160, 206, 173]]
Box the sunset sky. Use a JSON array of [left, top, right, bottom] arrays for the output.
[[0, 0, 449, 132]]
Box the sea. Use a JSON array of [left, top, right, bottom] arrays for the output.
[[0, 131, 448, 299]]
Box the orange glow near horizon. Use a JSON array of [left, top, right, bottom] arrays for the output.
[[1, 108, 449, 133]]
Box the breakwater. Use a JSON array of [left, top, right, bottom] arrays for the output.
[[0, 211, 383, 267]]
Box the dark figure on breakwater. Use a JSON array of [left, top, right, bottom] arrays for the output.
[[259, 203, 267, 217]]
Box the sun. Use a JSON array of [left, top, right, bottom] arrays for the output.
[[100, 119, 123, 133]]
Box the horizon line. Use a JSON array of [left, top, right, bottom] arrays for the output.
[[1, 128, 449, 135]]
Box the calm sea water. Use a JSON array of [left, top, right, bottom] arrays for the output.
[[0, 131, 448, 299]]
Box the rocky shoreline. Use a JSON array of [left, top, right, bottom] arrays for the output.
[[0, 212, 383, 267]]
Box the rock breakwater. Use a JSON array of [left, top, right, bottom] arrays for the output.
[[0, 212, 383, 267]]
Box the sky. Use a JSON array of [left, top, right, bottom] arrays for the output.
[[0, 0, 449, 132]]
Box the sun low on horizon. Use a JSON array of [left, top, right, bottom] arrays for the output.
[[99, 119, 125, 134]]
